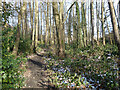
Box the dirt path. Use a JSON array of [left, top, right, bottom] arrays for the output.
[[23, 51, 54, 89]]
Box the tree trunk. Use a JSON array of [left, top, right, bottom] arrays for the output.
[[35, 0, 38, 48], [45, 3, 49, 45], [50, 3, 54, 45], [108, 0, 120, 85], [90, 0, 94, 48], [73, 6, 76, 42], [25, 2, 28, 40], [21, 2, 26, 39], [76, 1, 83, 48], [81, 1, 86, 47], [102, 0, 105, 45], [87, 0, 90, 45], [106, 22, 112, 44], [32, 1, 35, 51], [68, 9, 72, 44], [96, 2, 100, 45], [52, 2, 60, 56], [40, 3, 43, 44], [59, 2, 65, 57], [12, 3, 21, 56], [118, 0, 120, 30]]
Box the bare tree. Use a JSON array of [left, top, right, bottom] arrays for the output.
[[90, 0, 94, 47]]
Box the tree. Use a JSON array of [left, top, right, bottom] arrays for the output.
[[12, 2, 21, 56], [81, 1, 87, 47], [31, 1, 35, 52], [21, 2, 27, 39], [76, 1, 83, 48], [52, 2, 60, 56], [35, 0, 38, 48], [118, 0, 120, 30], [72, 6, 76, 42], [68, 9, 72, 44], [45, 2, 49, 45], [90, 0, 94, 47], [50, 3, 54, 45], [101, 0, 105, 45], [108, 0, 120, 84], [40, 2, 43, 44], [52, 2, 65, 57], [96, 2, 100, 45], [59, 2, 65, 57], [29, 1, 33, 40]]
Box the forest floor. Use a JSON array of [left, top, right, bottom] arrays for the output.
[[23, 49, 55, 89], [22, 45, 119, 89]]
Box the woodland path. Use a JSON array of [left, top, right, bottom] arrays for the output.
[[23, 50, 55, 89]]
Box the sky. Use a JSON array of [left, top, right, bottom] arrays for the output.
[[6, 0, 119, 39]]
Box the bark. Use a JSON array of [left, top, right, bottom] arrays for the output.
[[68, 9, 72, 44], [21, 2, 26, 39], [32, 1, 35, 50], [12, 3, 21, 56], [106, 22, 112, 44], [85, 3, 87, 46], [96, 2, 100, 45], [48, 3, 51, 45], [40, 3, 43, 44], [102, 0, 105, 45], [50, 3, 54, 45], [81, 1, 86, 47], [108, 0, 120, 85], [76, 1, 83, 48], [35, 0, 38, 48], [59, 2, 65, 57], [87, 0, 90, 45], [73, 6, 76, 42], [118, 1, 120, 30], [25, 2, 28, 39], [90, 0, 94, 48], [52, 2, 65, 57], [29, 1, 33, 41], [52, 2, 60, 56], [45, 2, 49, 45]]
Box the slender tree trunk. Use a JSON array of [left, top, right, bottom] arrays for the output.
[[48, 4, 51, 45], [29, 2, 33, 41], [96, 2, 100, 45], [85, 3, 87, 46], [52, 2, 60, 56], [73, 6, 76, 42], [108, 0, 120, 86], [118, 0, 120, 30], [21, 2, 26, 39], [38, 7, 40, 41], [87, 0, 90, 45], [106, 22, 112, 44], [25, 2, 28, 40], [45, 2, 49, 45], [81, 1, 86, 47], [32, 1, 35, 51], [40, 3, 43, 44], [102, 0, 105, 45], [68, 9, 72, 44], [76, 1, 83, 48], [90, 0, 94, 48], [12, 3, 21, 56], [35, 0, 38, 48], [50, 3, 54, 45], [59, 2, 65, 57]]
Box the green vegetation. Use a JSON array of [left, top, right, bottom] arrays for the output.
[[45, 44, 119, 89]]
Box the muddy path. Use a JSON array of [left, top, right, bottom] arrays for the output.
[[23, 50, 55, 89]]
